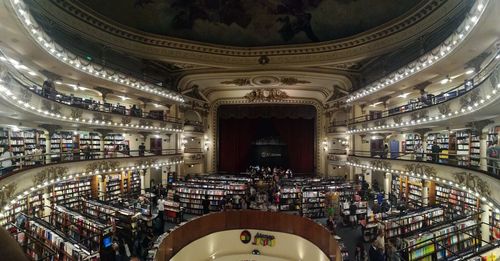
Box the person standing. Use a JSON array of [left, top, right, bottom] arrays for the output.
[[415, 143, 424, 161], [381, 144, 389, 158], [202, 196, 210, 214], [431, 141, 440, 163], [157, 196, 165, 234], [33, 145, 43, 166], [0, 145, 15, 176], [139, 143, 145, 157]]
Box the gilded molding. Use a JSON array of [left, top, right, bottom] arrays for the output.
[[44, 0, 447, 59], [210, 98, 323, 173], [244, 89, 289, 102]]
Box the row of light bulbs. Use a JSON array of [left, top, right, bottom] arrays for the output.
[[347, 79, 500, 134], [345, 161, 499, 213], [11, 0, 185, 103], [0, 159, 184, 216], [346, 0, 487, 103], [0, 83, 183, 133]]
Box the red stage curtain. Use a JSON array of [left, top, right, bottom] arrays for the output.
[[218, 118, 314, 173]]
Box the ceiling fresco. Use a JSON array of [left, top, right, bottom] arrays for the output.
[[75, 0, 425, 47]]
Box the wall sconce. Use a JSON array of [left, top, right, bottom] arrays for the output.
[[322, 140, 328, 152]]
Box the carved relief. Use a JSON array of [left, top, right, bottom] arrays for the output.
[[85, 161, 119, 173], [244, 89, 289, 102], [404, 163, 437, 177], [459, 89, 480, 109], [20, 88, 32, 103], [139, 119, 153, 127], [0, 183, 17, 207], [38, 124, 62, 136], [370, 159, 392, 170], [41, 100, 61, 114], [33, 166, 69, 186], [374, 119, 386, 127], [93, 113, 104, 121], [437, 103, 450, 115], [279, 77, 311, 85], [452, 172, 491, 195], [221, 78, 251, 86], [121, 116, 132, 124], [347, 157, 360, 164], [71, 108, 83, 119], [393, 115, 402, 124], [410, 110, 428, 121]]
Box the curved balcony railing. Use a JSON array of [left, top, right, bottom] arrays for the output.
[[332, 149, 500, 178], [0, 149, 182, 179], [0, 55, 183, 125], [348, 52, 499, 125], [346, 0, 491, 103], [347, 60, 500, 134], [0, 65, 184, 132], [7, 0, 185, 103], [151, 210, 341, 261]]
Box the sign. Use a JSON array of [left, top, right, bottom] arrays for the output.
[[252, 232, 276, 247], [240, 230, 252, 244], [240, 231, 276, 247]]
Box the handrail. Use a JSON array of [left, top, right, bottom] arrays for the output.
[[332, 149, 499, 178], [346, 54, 499, 125], [0, 149, 182, 179], [5, 65, 183, 124], [153, 210, 341, 261]]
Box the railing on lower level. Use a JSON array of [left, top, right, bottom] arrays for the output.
[[153, 210, 341, 261], [330, 149, 500, 177], [0, 149, 182, 178]]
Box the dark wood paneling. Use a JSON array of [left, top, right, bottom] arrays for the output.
[[155, 210, 340, 261]]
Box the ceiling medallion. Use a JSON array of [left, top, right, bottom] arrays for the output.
[[244, 88, 289, 102]]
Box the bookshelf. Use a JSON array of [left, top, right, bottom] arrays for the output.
[[407, 177, 425, 209], [105, 174, 122, 202], [456, 130, 470, 167], [426, 132, 450, 162], [130, 170, 141, 196], [50, 205, 111, 252], [279, 185, 301, 211], [50, 131, 75, 161], [0, 129, 8, 153], [487, 127, 498, 145], [25, 217, 92, 260], [10, 131, 25, 162], [79, 132, 101, 153], [164, 190, 182, 223], [301, 185, 326, 218], [403, 219, 480, 260], [392, 175, 402, 198], [490, 212, 500, 241], [470, 131, 481, 168], [435, 184, 480, 219], [104, 133, 124, 151], [383, 208, 445, 239], [175, 182, 225, 215], [50, 177, 92, 209], [405, 133, 422, 152]]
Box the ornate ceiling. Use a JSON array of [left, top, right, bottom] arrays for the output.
[[73, 0, 425, 47], [17, 0, 473, 103]]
